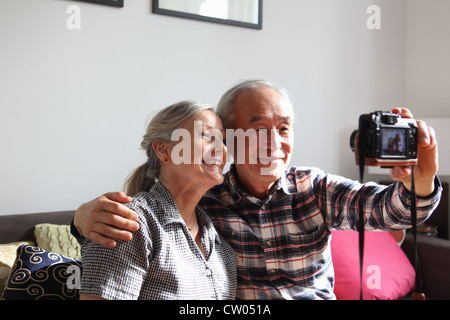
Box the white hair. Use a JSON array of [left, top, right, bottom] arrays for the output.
[[216, 79, 295, 129], [124, 100, 213, 195]]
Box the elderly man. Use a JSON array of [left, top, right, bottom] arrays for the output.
[[72, 79, 441, 299]]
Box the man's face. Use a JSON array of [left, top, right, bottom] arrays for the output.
[[230, 87, 293, 198]]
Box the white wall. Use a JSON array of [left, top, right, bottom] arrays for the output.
[[404, 0, 450, 118], [0, 0, 442, 215], [367, 0, 450, 181]]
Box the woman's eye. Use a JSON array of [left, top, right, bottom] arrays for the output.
[[202, 132, 211, 139]]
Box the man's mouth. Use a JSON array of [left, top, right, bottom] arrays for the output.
[[202, 159, 223, 167], [257, 157, 284, 165]]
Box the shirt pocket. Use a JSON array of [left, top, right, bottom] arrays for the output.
[[283, 224, 330, 286], [288, 224, 329, 253]]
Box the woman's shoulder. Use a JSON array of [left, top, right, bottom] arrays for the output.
[[125, 187, 179, 228], [125, 191, 159, 221], [127, 190, 156, 208]]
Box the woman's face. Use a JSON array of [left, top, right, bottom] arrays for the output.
[[168, 110, 227, 188]]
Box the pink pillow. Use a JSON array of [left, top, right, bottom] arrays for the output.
[[330, 230, 415, 300]]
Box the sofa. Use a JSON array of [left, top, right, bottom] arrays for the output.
[[1, 210, 449, 300], [0, 210, 80, 300]]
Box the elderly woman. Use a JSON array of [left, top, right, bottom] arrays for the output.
[[80, 101, 236, 300]]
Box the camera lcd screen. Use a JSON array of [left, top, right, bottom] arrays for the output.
[[381, 128, 406, 157]]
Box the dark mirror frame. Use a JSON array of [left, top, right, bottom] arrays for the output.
[[152, 0, 262, 30], [79, 0, 124, 7]]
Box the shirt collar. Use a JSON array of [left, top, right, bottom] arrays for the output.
[[225, 164, 292, 205], [150, 181, 222, 244]]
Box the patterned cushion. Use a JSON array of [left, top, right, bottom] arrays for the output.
[[0, 241, 35, 295], [1, 245, 82, 300]]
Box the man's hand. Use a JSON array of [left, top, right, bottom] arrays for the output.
[[390, 108, 439, 197], [74, 192, 139, 248]]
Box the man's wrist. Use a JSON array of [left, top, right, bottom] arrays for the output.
[[403, 176, 438, 198], [70, 218, 86, 244]]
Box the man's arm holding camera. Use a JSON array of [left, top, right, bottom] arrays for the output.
[[72, 108, 439, 247], [389, 108, 439, 197]]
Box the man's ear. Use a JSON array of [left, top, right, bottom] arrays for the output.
[[152, 140, 171, 163]]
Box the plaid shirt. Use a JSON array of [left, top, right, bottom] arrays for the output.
[[200, 165, 442, 300]]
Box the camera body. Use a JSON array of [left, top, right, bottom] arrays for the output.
[[350, 111, 418, 167]]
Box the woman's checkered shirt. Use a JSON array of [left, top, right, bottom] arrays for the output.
[[80, 181, 237, 300]]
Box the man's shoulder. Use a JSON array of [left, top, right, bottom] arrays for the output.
[[284, 166, 326, 183], [286, 165, 325, 174], [203, 166, 326, 200]]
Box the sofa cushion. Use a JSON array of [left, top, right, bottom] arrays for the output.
[[1, 245, 81, 300], [331, 230, 415, 300], [34, 223, 81, 260], [0, 241, 35, 295], [0, 241, 34, 297]]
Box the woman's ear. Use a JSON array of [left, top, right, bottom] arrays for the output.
[[152, 140, 171, 163]]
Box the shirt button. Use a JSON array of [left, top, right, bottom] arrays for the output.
[[266, 241, 272, 247], [205, 268, 212, 276], [261, 205, 266, 210]]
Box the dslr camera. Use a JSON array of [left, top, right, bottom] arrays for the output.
[[350, 111, 418, 167]]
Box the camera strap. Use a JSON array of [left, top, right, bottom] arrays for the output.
[[357, 154, 365, 300], [410, 167, 425, 300], [357, 160, 424, 300]]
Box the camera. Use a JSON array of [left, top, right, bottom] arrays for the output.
[[350, 111, 418, 167]]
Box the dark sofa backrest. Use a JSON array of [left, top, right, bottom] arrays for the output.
[[0, 211, 76, 244]]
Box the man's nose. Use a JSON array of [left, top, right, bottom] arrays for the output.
[[268, 129, 282, 150]]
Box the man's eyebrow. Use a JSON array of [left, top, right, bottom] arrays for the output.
[[249, 116, 262, 123], [249, 115, 292, 124], [282, 115, 293, 123]]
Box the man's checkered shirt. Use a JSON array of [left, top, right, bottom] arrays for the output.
[[80, 181, 237, 300], [199, 165, 442, 300]]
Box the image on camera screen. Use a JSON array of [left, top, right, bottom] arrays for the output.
[[381, 128, 406, 157]]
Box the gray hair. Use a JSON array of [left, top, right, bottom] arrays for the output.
[[124, 100, 213, 196], [216, 79, 295, 129]]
